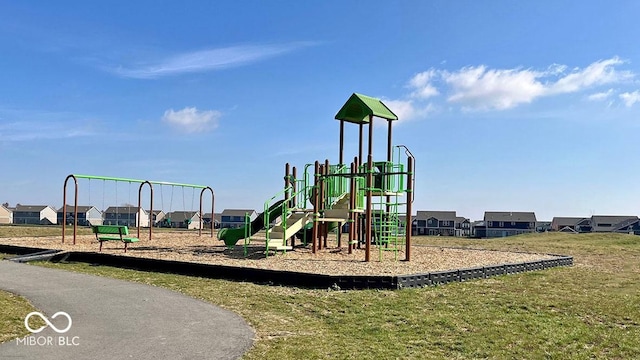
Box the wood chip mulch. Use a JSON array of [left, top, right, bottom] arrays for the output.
[[1, 232, 558, 276]]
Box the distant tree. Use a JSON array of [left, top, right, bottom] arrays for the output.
[[2, 202, 8, 208]]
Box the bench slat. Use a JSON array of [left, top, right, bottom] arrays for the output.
[[98, 236, 139, 243], [92, 225, 139, 252]]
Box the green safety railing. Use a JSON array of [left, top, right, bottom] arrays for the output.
[[243, 212, 251, 256], [263, 186, 290, 255], [358, 161, 406, 195], [262, 181, 313, 255], [324, 164, 350, 209]]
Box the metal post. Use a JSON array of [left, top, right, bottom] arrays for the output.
[[312, 161, 319, 253], [285, 163, 290, 205], [199, 187, 215, 237], [292, 166, 297, 209], [386, 119, 393, 226], [366, 154, 373, 262], [323, 159, 330, 249], [137, 181, 153, 240], [405, 157, 413, 261], [339, 119, 345, 166], [358, 123, 363, 168], [387, 119, 393, 163], [354, 156, 361, 248], [365, 116, 374, 262], [291, 166, 297, 249], [62, 175, 79, 245], [348, 161, 356, 254]]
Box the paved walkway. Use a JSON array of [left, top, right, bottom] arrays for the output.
[[0, 260, 254, 359]]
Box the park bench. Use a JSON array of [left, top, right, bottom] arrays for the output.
[[91, 225, 139, 253]]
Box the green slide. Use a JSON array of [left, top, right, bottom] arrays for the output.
[[217, 200, 286, 247]]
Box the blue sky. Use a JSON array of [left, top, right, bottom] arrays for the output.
[[2, 1, 640, 221]]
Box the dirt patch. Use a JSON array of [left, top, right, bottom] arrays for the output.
[[0, 231, 557, 276]]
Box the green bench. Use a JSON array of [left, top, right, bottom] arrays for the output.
[[91, 225, 140, 253]]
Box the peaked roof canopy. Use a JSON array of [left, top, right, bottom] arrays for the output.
[[335, 93, 398, 124]]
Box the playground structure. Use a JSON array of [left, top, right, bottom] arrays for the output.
[[62, 174, 214, 245], [218, 93, 415, 262]]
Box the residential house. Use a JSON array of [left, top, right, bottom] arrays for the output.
[[474, 211, 537, 238], [608, 217, 640, 235], [455, 216, 471, 237], [13, 205, 57, 225], [536, 221, 552, 233], [0, 204, 13, 224], [164, 211, 202, 229], [550, 217, 591, 233], [220, 209, 257, 228], [471, 221, 485, 237], [590, 215, 639, 233], [203, 213, 221, 229], [103, 206, 150, 227], [397, 214, 407, 234], [148, 210, 166, 227], [57, 205, 103, 226], [412, 211, 457, 236]]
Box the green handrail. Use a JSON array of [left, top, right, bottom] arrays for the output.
[[263, 182, 312, 249], [263, 187, 289, 250], [243, 212, 251, 256]]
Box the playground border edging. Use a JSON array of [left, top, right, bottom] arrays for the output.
[[0, 244, 573, 290]]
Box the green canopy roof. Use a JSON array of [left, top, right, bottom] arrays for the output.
[[334, 93, 398, 124]]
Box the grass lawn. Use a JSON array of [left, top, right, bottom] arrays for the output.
[[0, 224, 92, 237], [3, 230, 640, 358], [0, 255, 45, 344]]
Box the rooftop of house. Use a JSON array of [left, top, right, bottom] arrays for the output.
[[590, 215, 638, 231], [104, 206, 148, 214], [57, 205, 98, 213], [165, 211, 201, 222], [551, 217, 586, 226], [221, 209, 257, 217], [203, 213, 222, 221], [455, 216, 470, 224], [484, 211, 537, 222], [14, 205, 52, 212], [415, 211, 457, 221], [590, 215, 638, 223]]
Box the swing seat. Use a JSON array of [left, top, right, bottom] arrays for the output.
[[92, 225, 139, 253]]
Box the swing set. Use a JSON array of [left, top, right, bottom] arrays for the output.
[[62, 174, 215, 245]]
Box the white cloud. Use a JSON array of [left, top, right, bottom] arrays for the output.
[[549, 57, 632, 94], [383, 99, 435, 122], [111, 42, 316, 79], [587, 89, 614, 101], [620, 90, 640, 107], [0, 124, 93, 141], [162, 107, 221, 133], [395, 56, 634, 113], [443, 66, 546, 110], [384, 57, 633, 121], [0, 108, 98, 142], [408, 69, 439, 99]]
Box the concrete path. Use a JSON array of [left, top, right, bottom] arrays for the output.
[[0, 260, 254, 359]]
